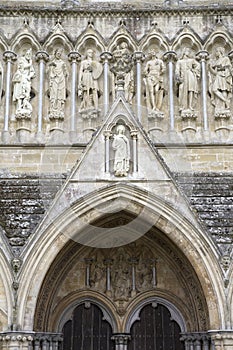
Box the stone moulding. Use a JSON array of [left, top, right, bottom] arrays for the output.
[[0, 4, 233, 17]]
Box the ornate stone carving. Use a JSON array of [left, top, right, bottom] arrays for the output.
[[12, 48, 35, 119], [78, 49, 103, 117], [143, 49, 165, 118], [112, 124, 130, 177], [110, 41, 134, 102], [48, 48, 68, 120], [208, 46, 233, 119], [175, 47, 200, 118]]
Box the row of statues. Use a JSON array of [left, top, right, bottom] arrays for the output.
[[1, 44, 232, 120]]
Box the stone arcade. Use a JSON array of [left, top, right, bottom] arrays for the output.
[[0, 0, 232, 349]]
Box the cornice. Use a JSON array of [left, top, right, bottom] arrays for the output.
[[0, 4, 232, 18]]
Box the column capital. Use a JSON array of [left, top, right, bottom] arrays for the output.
[[104, 130, 112, 138], [111, 333, 131, 345], [100, 51, 113, 62], [196, 50, 209, 62], [133, 51, 145, 63], [68, 51, 81, 63], [35, 51, 49, 62], [3, 51, 17, 62], [163, 50, 177, 63], [130, 130, 138, 139]]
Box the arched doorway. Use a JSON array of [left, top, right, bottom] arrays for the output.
[[128, 303, 185, 350], [62, 302, 114, 350]]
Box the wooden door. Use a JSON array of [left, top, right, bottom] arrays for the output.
[[128, 303, 185, 350], [62, 303, 114, 350]]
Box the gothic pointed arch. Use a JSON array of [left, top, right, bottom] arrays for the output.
[[75, 21, 105, 53], [19, 183, 224, 333]]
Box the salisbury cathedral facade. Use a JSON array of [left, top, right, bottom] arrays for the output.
[[0, 0, 232, 349]]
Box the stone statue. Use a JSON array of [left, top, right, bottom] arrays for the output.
[[143, 49, 165, 112], [78, 49, 103, 111], [208, 46, 233, 116], [111, 41, 134, 103], [12, 48, 35, 115], [48, 48, 68, 118], [112, 124, 130, 177], [175, 47, 200, 114]]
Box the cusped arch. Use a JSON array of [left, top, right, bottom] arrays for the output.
[[172, 30, 202, 54], [44, 24, 73, 54], [11, 31, 41, 53], [204, 30, 233, 53], [55, 293, 118, 333], [125, 296, 186, 333], [19, 184, 224, 331], [140, 32, 169, 54]]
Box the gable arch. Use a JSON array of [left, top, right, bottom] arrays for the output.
[[18, 183, 224, 332]]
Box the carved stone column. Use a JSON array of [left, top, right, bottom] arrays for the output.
[[210, 331, 233, 350], [111, 333, 131, 350], [104, 258, 113, 296], [163, 51, 177, 133], [84, 258, 93, 288], [35, 51, 49, 142], [68, 51, 81, 142], [181, 332, 211, 350], [2, 51, 17, 143], [104, 130, 112, 175], [133, 52, 145, 122], [129, 257, 138, 297], [130, 130, 138, 174], [196, 51, 209, 134], [100, 52, 112, 115]]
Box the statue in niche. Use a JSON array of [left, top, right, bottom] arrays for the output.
[[111, 41, 134, 103], [112, 124, 130, 177], [48, 48, 68, 119], [78, 48, 103, 113], [143, 49, 165, 115], [175, 47, 200, 116], [208, 46, 233, 117], [12, 48, 35, 116]]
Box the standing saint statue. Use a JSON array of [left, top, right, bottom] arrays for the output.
[[78, 49, 103, 111], [112, 124, 130, 177], [12, 48, 35, 114], [48, 48, 68, 118], [208, 46, 233, 116], [143, 49, 165, 112], [175, 47, 200, 114]]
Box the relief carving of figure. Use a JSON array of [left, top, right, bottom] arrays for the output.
[[143, 49, 165, 112], [112, 253, 130, 301], [175, 47, 200, 114], [208, 46, 233, 116], [48, 48, 68, 118], [78, 49, 103, 111], [12, 48, 35, 115], [112, 124, 130, 177], [111, 41, 134, 103]]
